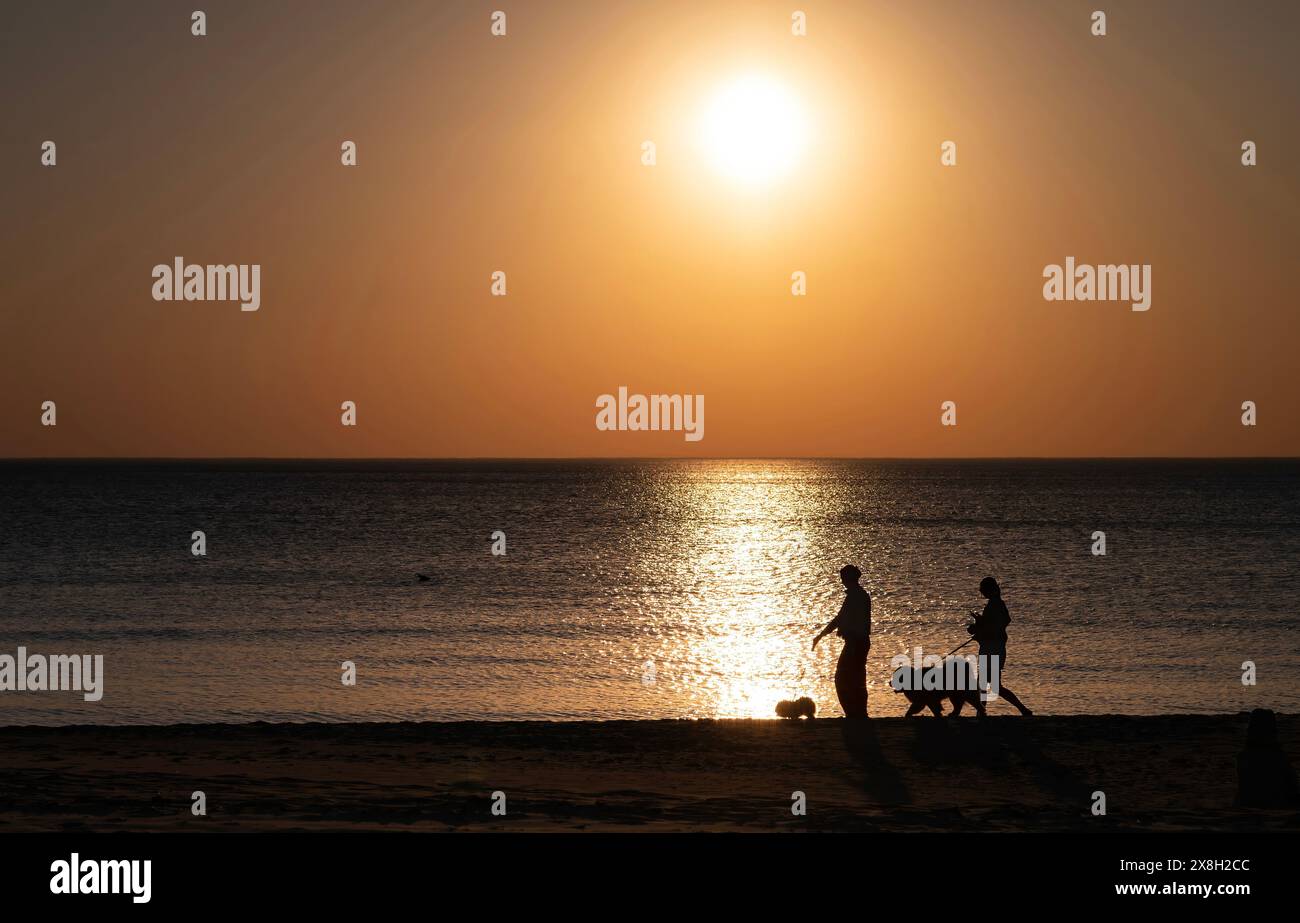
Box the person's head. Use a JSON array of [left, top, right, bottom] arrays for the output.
[[979, 576, 1001, 600], [839, 564, 862, 589]]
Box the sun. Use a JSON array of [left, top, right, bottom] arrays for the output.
[[698, 74, 809, 186]]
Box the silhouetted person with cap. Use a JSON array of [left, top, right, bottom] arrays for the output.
[[812, 564, 871, 718], [969, 576, 1032, 716], [1236, 708, 1298, 808]]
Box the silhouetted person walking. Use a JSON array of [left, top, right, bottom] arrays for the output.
[[812, 564, 871, 718], [969, 576, 1032, 716]]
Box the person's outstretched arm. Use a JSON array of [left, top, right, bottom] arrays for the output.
[[812, 617, 839, 650]]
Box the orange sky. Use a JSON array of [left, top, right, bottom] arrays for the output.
[[2, 0, 1297, 457]]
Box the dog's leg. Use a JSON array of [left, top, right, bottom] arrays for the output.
[[928, 702, 944, 717], [947, 695, 964, 717], [905, 701, 924, 717]]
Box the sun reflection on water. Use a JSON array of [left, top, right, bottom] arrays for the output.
[[647, 461, 840, 719]]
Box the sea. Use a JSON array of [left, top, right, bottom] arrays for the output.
[[1, 459, 1296, 724]]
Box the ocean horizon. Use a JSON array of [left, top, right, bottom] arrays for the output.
[[2, 458, 1296, 725]]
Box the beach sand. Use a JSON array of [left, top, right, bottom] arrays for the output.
[[1, 715, 1296, 832]]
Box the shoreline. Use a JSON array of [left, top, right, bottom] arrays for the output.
[[5, 710, 1298, 729], [1, 715, 1296, 832]]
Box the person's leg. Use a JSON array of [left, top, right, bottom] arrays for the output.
[[837, 644, 868, 718], [835, 653, 856, 717], [997, 684, 1033, 716], [857, 645, 869, 718], [978, 650, 1029, 714], [988, 649, 1031, 715]]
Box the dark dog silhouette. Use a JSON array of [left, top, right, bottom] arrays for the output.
[[891, 660, 986, 717]]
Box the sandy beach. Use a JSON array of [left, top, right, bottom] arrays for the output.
[[1, 715, 1295, 833]]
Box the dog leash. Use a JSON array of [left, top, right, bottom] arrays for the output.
[[943, 636, 975, 658]]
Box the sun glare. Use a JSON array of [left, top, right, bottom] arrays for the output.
[[698, 74, 809, 186]]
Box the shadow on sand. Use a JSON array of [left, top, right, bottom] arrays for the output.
[[838, 719, 911, 805], [905, 715, 1093, 804]]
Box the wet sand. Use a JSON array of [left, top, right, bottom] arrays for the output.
[[0, 715, 1296, 832]]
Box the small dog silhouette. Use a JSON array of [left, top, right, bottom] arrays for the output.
[[775, 696, 816, 719]]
